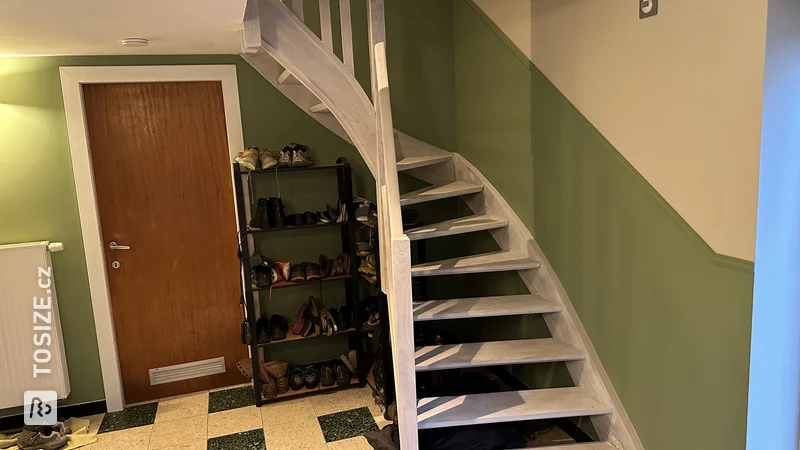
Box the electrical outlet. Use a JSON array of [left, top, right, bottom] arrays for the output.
[[640, 0, 658, 18]]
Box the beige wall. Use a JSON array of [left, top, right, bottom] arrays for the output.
[[473, 0, 767, 261]]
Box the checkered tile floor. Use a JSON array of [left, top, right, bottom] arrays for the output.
[[81, 383, 388, 450]]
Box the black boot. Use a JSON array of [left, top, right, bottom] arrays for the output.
[[249, 198, 270, 229], [269, 197, 286, 229]]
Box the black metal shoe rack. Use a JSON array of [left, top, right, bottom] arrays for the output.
[[232, 159, 363, 407]]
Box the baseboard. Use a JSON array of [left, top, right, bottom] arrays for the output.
[[0, 400, 106, 433], [488, 367, 594, 443]]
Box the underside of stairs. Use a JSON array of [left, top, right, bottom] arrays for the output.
[[240, 1, 644, 449]]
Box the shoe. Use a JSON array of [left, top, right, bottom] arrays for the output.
[[291, 143, 314, 167], [320, 308, 337, 336], [303, 296, 321, 337], [263, 360, 289, 394], [290, 264, 305, 283], [357, 241, 375, 258], [256, 314, 271, 344], [319, 254, 331, 279], [249, 198, 270, 229], [270, 315, 288, 340], [362, 309, 380, 332], [305, 263, 321, 281], [292, 303, 308, 335], [286, 213, 304, 227], [258, 149, 278, 169], [304, 365, 320, 389], [271, 261, 291, 284], [358, 257, 376, 277], [17, 426, 67, 450], [320, 362, 335, 387], [334, 305, 351, 330], [333, 359, 352, 386], [262, 375, 278, 400], [318, 208, 337, 223], [235, 358, 270, 383], [303, 211, 319, 225], [268, 197, 286, 228], [289, 367, 305, 390], [235, 147, 258, 172], [278, 146, 293, 167]]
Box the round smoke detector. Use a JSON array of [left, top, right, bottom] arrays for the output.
[[121, 38, 149, 47]]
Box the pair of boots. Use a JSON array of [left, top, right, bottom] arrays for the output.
[[250, 197, 286, 230], [16, 423, 71, 450], [236, 359, 288, 400]]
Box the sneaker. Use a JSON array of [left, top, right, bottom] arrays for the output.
[[271, 261, 291, 284], [290, 143, 314, 167], [304, 365, 320, 389], [278, 146, 293, 168], [258, 149, 278, 169], [235, 148, 258, 171], [289, 367, 305, 391], [17, 426, 67, 450], [320, 362, 335, 387]]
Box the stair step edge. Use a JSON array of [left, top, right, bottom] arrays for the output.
[[405, 215, 508, 241], [414, 338, 584, 371], [399, 181, 484, 206], [413, 294, 561, 321]]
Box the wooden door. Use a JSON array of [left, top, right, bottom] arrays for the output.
[[83, 82, 245, 403]]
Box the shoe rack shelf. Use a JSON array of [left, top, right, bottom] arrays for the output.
[[249, 221, 352, 234], [260, 377, 360, 403], [254, 328, 358, 347], [251, 274, 353, 291], [233, 159, 364, 407]]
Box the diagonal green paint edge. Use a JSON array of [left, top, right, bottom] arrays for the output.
[[459, 0, 754, 274]]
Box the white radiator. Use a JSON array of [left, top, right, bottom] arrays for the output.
[[0, 241, 71, 408]]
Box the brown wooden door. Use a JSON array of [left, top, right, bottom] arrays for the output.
[[83, 82, 245, 403]]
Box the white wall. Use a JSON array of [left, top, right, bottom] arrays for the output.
[[746, 0, 800, 446], [473, 0, 767, 261]]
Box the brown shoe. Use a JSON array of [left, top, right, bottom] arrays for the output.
[[236, 358, 269, 383], [263, 361, 289, 394], [262, 376, 278, 400]]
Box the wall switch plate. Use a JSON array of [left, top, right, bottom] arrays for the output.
[[640, 0, 658, 18]]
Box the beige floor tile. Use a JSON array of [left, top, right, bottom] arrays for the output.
[[91, 425, 153, 450], [260, 397, 316, 427], [149, 415, 207, 449], [207, 405, 263, 438], [155, 391, 209, 424], [327, 436, 373, 449], [264, 417, 326, 450], [146, 442, 206, 450], [77, 413, 106, 434], [311, 388, 367, 416]]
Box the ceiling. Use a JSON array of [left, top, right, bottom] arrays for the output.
[[0, 0, 247, 55]]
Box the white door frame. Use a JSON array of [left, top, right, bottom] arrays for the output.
[[59, 65, 245, 412]]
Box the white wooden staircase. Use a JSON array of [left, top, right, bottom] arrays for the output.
[[240, 1, 644, 449]]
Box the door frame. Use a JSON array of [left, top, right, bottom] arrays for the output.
[[60, 65, 245, 412]]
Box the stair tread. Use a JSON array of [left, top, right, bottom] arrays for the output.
[[510, 443, 616, 450], [405, 215, 508, 241], [411, 251, 540, 277], [417, 387, 612, 429], [396, 154, 452, 171], [415, 338, 584, 371], [399, 181, 483, 206], [310, 102, 330, 113], [413, 294, 561, 321]]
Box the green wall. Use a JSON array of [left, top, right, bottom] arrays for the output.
[[0, 2, 456, 415], [452, 1, 754, 449]]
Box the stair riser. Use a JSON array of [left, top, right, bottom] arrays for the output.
[[415, 356, 584, 372]]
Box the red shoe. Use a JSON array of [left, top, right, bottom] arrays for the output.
[[292, 303, 307, 335]]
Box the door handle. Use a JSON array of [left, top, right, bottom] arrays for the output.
[[109, 241, 131, 250]]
